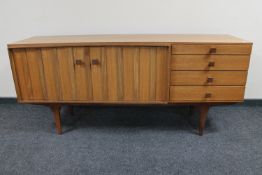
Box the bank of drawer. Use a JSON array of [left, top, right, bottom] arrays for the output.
[[169, 86, 245, 102], [171, 55, 250, 70], [171, 44, 252, 55], [170, 71, 247, 86]]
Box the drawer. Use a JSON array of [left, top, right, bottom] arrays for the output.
[[171, 44, 252, 55], [169, 86, 245, 102], [170, 71, 247, 86], [171, 55, 250, 70]]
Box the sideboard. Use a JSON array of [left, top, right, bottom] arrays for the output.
[[7, 34, 252, 135]]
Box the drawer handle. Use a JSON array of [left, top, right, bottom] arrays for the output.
[[75, 59, 85, 65], [207, 77, 214, 83], [208, 61, 215, 67], [209, 48, 217, 54], [205, 93, 212, 98], [91, 59, 100, 65]]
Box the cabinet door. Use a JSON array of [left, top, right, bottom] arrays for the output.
[[11, 47, 92, 102], [90, 47, 168, 102]]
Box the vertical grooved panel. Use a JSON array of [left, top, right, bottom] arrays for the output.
[[26, 48, 47, 100], [139, 47, 151, 101], [116, 48, 124, 100], [11, 46, 168, 103], [106, 47, 118, 101], [156, 47, 168, 101], [12, 49, 32, 100], [122, 47, 139, 101], [57, 47, 76, 100], [73, 47, 92, 100], [134, 48, 140, 100], [8, 50, 22, 100], [41, 48, 61, 100], [90, 47, 107, 100], [149, 48, 157, 100]]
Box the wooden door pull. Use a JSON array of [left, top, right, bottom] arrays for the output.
[[75, 59, 85, 65]]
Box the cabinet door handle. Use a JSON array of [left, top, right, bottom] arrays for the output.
[[75, 59, 85, 65], [209, 48, 217, 54], [208, 61, 215, 67], [91, 59, 100, 65], [205, 93, 212, 98], [207, 77, 214, 83]]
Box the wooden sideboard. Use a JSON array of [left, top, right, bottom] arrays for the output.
[[7, 34, 252, 135]]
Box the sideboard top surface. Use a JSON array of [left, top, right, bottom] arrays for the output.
[[8, 34, 252, 48]]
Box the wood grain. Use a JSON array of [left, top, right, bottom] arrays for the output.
[[170, 86, 245, 102], [8, 49, 22, 101], [122, 47, 139, 100], [90, 47, 107, 101], [41, 48, 61, 100], [170, 71, 248, 86], [105, 47, 120, 101], [8, 34, 252, 49], [171, 55, 250, 70], [26, 48, 46, 100], [172, 44, 252, 55], [90, 46, 168, 102], [56, 47, 76, 100], [156, 47, 168, 101], [139, 47, 151, 101], [9, 36, 250, 105], [73, 47, 92, 100], [12, 49, 32, 100]]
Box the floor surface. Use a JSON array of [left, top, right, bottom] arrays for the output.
[[0, 103, 261, 175]]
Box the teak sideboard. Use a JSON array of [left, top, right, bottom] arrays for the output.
[[7, 34, 252, 135]]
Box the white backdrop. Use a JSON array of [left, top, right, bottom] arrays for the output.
[[0, 0, 261, 98]]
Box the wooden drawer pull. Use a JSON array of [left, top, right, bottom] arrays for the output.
[[208, 61, 215, 67], [205, 93, 212, 98], [207, 77, 214, 83], [75, 59, 85, 65], [209, 48, 217, 54]]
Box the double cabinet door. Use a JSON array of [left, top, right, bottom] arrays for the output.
[[11, 46, 168, 102]]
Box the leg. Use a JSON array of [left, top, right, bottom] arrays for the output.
[[198, 104, 209, 136], [50, 104, 62, 135]]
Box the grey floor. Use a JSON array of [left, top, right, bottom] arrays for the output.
[[0, 103, 262, 175]]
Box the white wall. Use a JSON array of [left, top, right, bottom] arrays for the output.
[[0, 0, 261, 98]]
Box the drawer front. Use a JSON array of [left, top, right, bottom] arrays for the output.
[[172, 44, 252, 55], [171, 55, 250, 70], [170, 71, 247, 86], [169, 86, 245, 102]]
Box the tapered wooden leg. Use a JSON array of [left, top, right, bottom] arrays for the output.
[[50, 104, 62, 135], [198, 104, 209, 136]]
